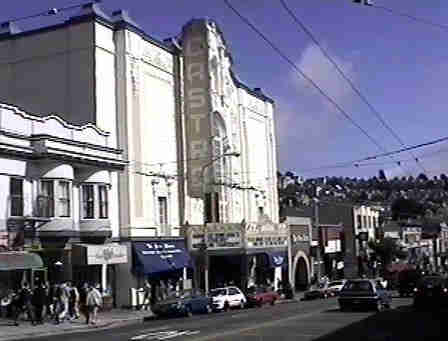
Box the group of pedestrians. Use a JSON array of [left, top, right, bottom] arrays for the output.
[[0, 281, 103, 326]]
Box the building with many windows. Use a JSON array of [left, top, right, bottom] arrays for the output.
[[0, 102, 126, 303], [0, 2, 281, 306]]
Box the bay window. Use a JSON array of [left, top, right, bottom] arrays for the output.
[[58, 181, 71, 217], [38, 180, 55, 217], [10, 178, 24, 217], [99, 185, 108, 219], [82, 184, 95, 219]]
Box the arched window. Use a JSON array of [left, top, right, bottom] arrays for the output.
[[212, 112, 231, 222]]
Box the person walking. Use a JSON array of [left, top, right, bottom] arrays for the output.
[[68, 282, 80, 320], [142, 281, 151, 311], [14, 283, 35, 326], [32, 281, 46, 324], [57, 282, 70, 323], [86, 284, 102, 325]]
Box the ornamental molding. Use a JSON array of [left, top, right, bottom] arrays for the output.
[[142, 44, 173, 74]]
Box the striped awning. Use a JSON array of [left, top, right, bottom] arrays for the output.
[[0, 252, 43, 271]]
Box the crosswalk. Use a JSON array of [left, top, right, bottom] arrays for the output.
[[130, 330, 200, 340]]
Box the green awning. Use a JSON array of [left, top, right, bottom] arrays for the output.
[[0, 252, 43, 271]]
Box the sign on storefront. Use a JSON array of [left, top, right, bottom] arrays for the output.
[[73, 244, 127, 265]]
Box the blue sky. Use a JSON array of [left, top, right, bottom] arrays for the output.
[[2, 0, 448, 180]]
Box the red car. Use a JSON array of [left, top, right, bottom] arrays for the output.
[[246, 286, 280, 307]]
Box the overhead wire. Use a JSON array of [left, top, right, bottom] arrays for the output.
[[222, 0, 410, 176], [279, 0, 426, 174], [371, 3, 448, 32]]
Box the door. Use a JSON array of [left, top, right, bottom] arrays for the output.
[[228, 287, 241, 307]]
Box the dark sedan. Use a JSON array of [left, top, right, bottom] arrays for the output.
[[413, 276, 448, 310], [246, 286, 280, 307], [152, 290, 212, 317], [338, 279, 392, 312]]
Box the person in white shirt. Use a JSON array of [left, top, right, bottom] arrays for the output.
[[86, 284, 102, 325]]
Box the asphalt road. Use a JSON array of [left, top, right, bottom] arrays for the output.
[[25, 296, 444, 341]]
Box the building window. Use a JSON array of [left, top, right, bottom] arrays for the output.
[[258, 207, 264, 217], [99, 185, 108, 219], [362, 216, 367, 229], [10, 178, 24, 217], [158, 197, 168, 225], [82, 185, 95, 219], [38, 180, 55, 217], [58, 181, 71, 217], [357, 215, 362, 229]]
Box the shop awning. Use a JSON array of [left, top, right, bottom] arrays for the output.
[[267, 251, 288, 268], [132, 240, 192, 277], [0, 252, 43, 271]]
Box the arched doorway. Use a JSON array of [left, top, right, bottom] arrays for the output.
[[292, 251, 310, 291]]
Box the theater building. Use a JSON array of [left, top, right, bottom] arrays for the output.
[[0, 2, 282, 304]]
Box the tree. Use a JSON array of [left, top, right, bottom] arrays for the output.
[[368, 238, 407, 268], [391, 197, 424, 220]]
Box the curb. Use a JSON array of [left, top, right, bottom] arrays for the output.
[[0, 318, 145, 341]]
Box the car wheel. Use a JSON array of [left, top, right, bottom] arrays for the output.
[[239, 300, 245, 309], [270, 298, 276, 306], [224, 302, 230, 312], [185, 306, 193, 317], [206, 304, 212, 314]]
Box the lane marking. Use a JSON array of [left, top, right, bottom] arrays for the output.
[[131, 329, 200, 341]]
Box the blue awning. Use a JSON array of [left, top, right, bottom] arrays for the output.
[[132, 239, 193, 277], [267, 251, 288, 268]]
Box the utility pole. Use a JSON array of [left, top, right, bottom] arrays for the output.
[[314, 199, 322, 281]]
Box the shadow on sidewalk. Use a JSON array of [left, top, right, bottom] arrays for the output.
[[314, 304, 445, 341]]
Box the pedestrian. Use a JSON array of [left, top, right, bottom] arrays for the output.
[[0, 290, 12, 318], [32, 281, 46, 324], [11, 289, 22, 326], [142, 280, 151, 311], [79, 283, 88, 320], [86, 284, 102, 325], [67, 282, 80, 320], [57, 282, 70, 323], [14, 283, 35, 326]]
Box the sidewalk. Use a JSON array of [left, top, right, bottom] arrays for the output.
[[0, 309, 153, 341]]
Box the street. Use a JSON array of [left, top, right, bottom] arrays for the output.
[[17, 295, 444, 341]]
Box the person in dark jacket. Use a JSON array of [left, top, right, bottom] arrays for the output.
[[32, 282, 47, 324]]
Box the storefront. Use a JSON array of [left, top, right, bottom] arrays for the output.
[[72, 243, 127, 308], [131, 239, 193, 302], [0, 251, 44, 297]]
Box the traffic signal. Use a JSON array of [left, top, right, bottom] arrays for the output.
[[353, 0, 373, 6]]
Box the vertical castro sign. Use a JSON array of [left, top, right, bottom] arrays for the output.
[[183, 20, 212, 198]]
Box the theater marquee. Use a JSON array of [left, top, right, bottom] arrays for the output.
[[182, 20, 212, 198]]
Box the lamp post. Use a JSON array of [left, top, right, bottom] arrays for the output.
[[200, 151, 240, 293]]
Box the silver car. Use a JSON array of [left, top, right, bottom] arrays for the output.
[[338, 279, 392, 312]]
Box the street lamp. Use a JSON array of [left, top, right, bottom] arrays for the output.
[[200, 151, 240, 293]]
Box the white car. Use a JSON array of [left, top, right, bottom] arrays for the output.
[[210, 286, 247, 311], [327, 280, 347, 296]]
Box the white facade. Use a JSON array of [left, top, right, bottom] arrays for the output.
[[0, 3, 280, 306], [353, 205, 380, 242], [0, 102, 124, 245]]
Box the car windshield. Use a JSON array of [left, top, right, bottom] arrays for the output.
[[342, 281, 373, 292], [329, 281, 344, 287], [247, 286, 267, 294], [210, 289, 227, 297], [418, 277, 444, 286]]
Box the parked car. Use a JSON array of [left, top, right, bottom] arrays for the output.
[[246, 286, 280, 307], [152, 290, 212, 317], [210, 286, 247, 311], [413, 276, 448, 310], [398, 269, 422, 297], [338, 279, 392, 312], [327, 280, 347, 296], [303, 283, 331, 300]]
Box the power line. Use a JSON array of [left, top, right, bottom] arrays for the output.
[[279, 0, 426, 174], [4, 1, 96, 23], [372, 4, 448, 32], [222, 0, 409, 176]]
